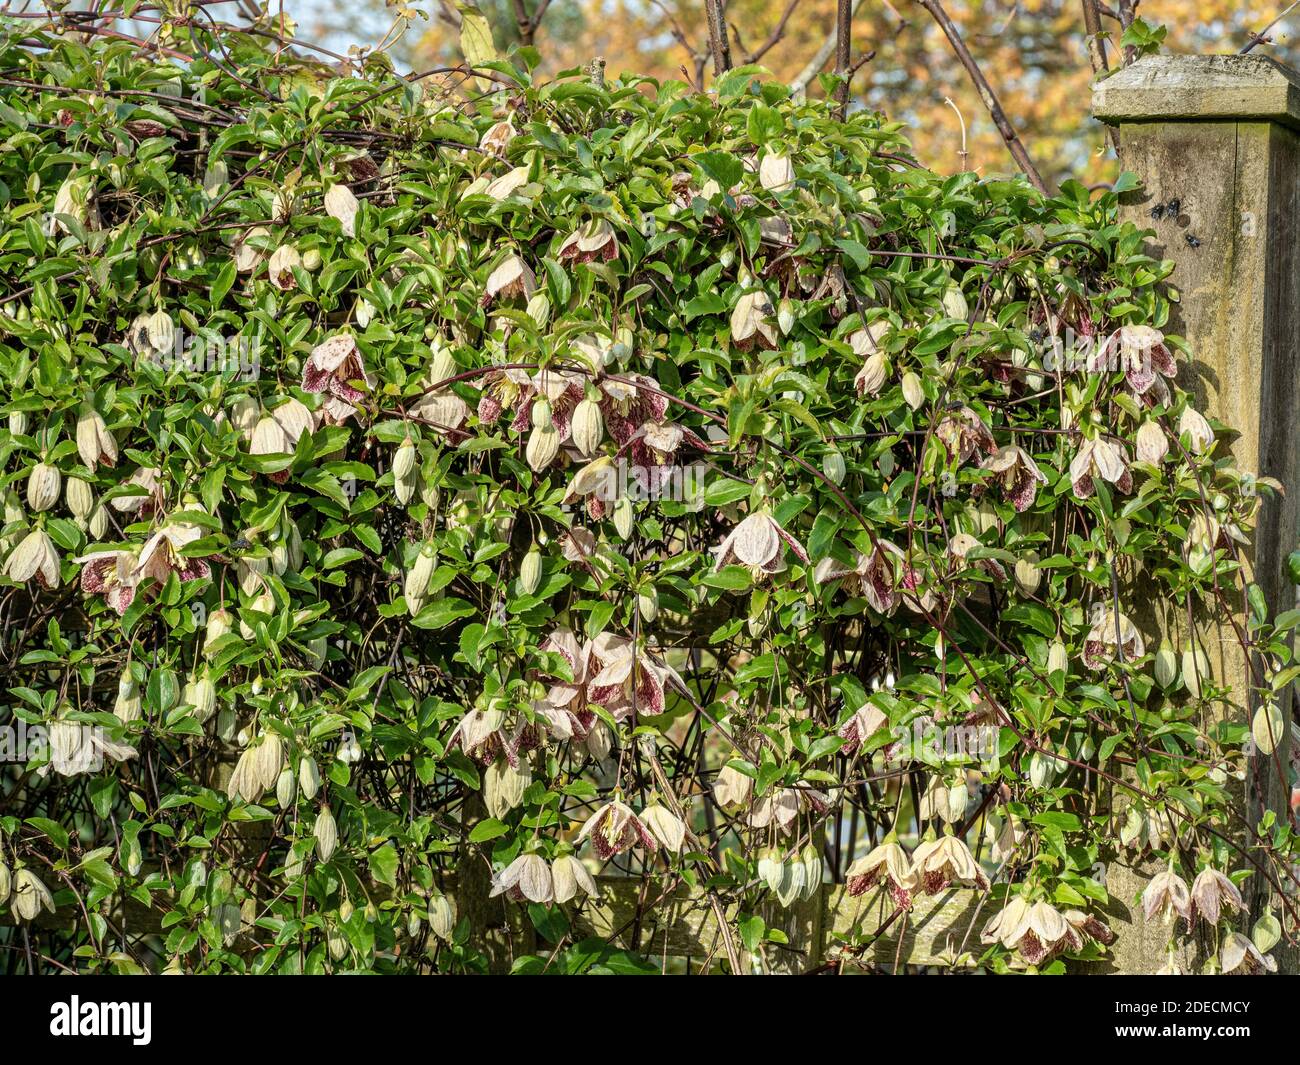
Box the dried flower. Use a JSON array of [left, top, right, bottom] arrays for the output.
[[1142, 868, 1191, 927], [1189, 867, 1244, 927], [1220, 931, 1276, 974]]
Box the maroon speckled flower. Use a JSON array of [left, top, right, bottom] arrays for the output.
[[577, 798, 658, 860], [302, 334, 373, 415], [980, 445, 1048, 511]]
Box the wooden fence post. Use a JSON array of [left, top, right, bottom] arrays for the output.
[[1093, 55, 1300, 973]]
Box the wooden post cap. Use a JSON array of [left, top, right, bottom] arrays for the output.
[[1092, 53, 1300, 129]]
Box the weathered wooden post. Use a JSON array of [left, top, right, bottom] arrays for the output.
[[1093, 55, 1300, 973]]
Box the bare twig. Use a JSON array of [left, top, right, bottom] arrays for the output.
[[730, 0, 801, 64], [915, 0, 1051, 194], [791, 0, 869, 99], [703, 0, 732, 76], [1242, 0, 1300, 53], [833, 0, 852, 117]]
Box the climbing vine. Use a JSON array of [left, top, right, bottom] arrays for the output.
[[0, 16, 1295, 974]]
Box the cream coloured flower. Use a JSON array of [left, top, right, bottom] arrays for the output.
[[713, 511, 808, 577], [981, 897, 1081, 965], [12, 868, 54, 922], [1082, 610, 1145, 669], [845, 840, 916, 907], [909, 831, 989, 894], [577, 798, 658, 860], [1070, 435, 1131, 499], [730, 289, 778, 348], [5, 528, 61, 589], [324, 182, 359, 237], [551, 855, 599, 903], [76, 407, 118, 471], [712, 763, 753, 807], [1179, 407, 1215, 454], [489, 853, 552, 904], [483, 253, 536, 305]]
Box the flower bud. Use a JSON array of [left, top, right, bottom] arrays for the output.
[[777, 298, 796, 335], [1047, 640, 1069, 676], [0, 861, 9, 906], [613, 496, 634, 539], [299, 756, 321, 800], [88, 503, 108, 539], [1182, 646, 1210, 699], [525, 293, 551, 328], [65, 476, 93, 521], [1253, 700, 1285, 755], [638, 586, 659, 624], [8, 410, 28, 436], [428, 343, 457, 387], [204, 607, 233, 655], [484, 758, 530, 819], [405, 543, 437, 615], [519, 545, 542, 596], [822, 449, 846, 485], [1154, 640, 1178, 689], [525, 424, 560, 471], [314, 806, 338, 862], [428, 890, 456, 941], [1136, 419, 1168, 464], [27, 461, 60, 512], [1013, 555, 1041, 596], [183, 672, 217, 723], [393, 437, 417, 481], [571, 397, 604, 457], [276, 766, 297, 810], [114, 671, 142, 723], [942, 284, 968, 320], [147, 308, 175, 353]]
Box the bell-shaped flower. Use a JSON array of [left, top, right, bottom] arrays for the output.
[[1142, 867, 1191, 927], [909, 831, 989, 894], [77, 548, 142, 615], [714, 511, 808, 578], [577, 798, 658, 860], [551, 855, 599, 903], [489, 853, 553, 904], [302, 334, 372, 422], [558, 218, 619, 263], [748, 786, 829, 835], [5, 528, 61, 589], [1070, 435, 1132, 499], [1082, 610, 1145, 669], [981, 896, 1081, 965], [1189, 867, 1244, 927], [980, 445, 1047, 511], [845, 839, 916, 907], [1179, 406, 1215, 454], [814, 540, 910, 616], [1097, 325, 1177, 402], [586, 633, 684, 721], [711, 763, 753, 808]]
